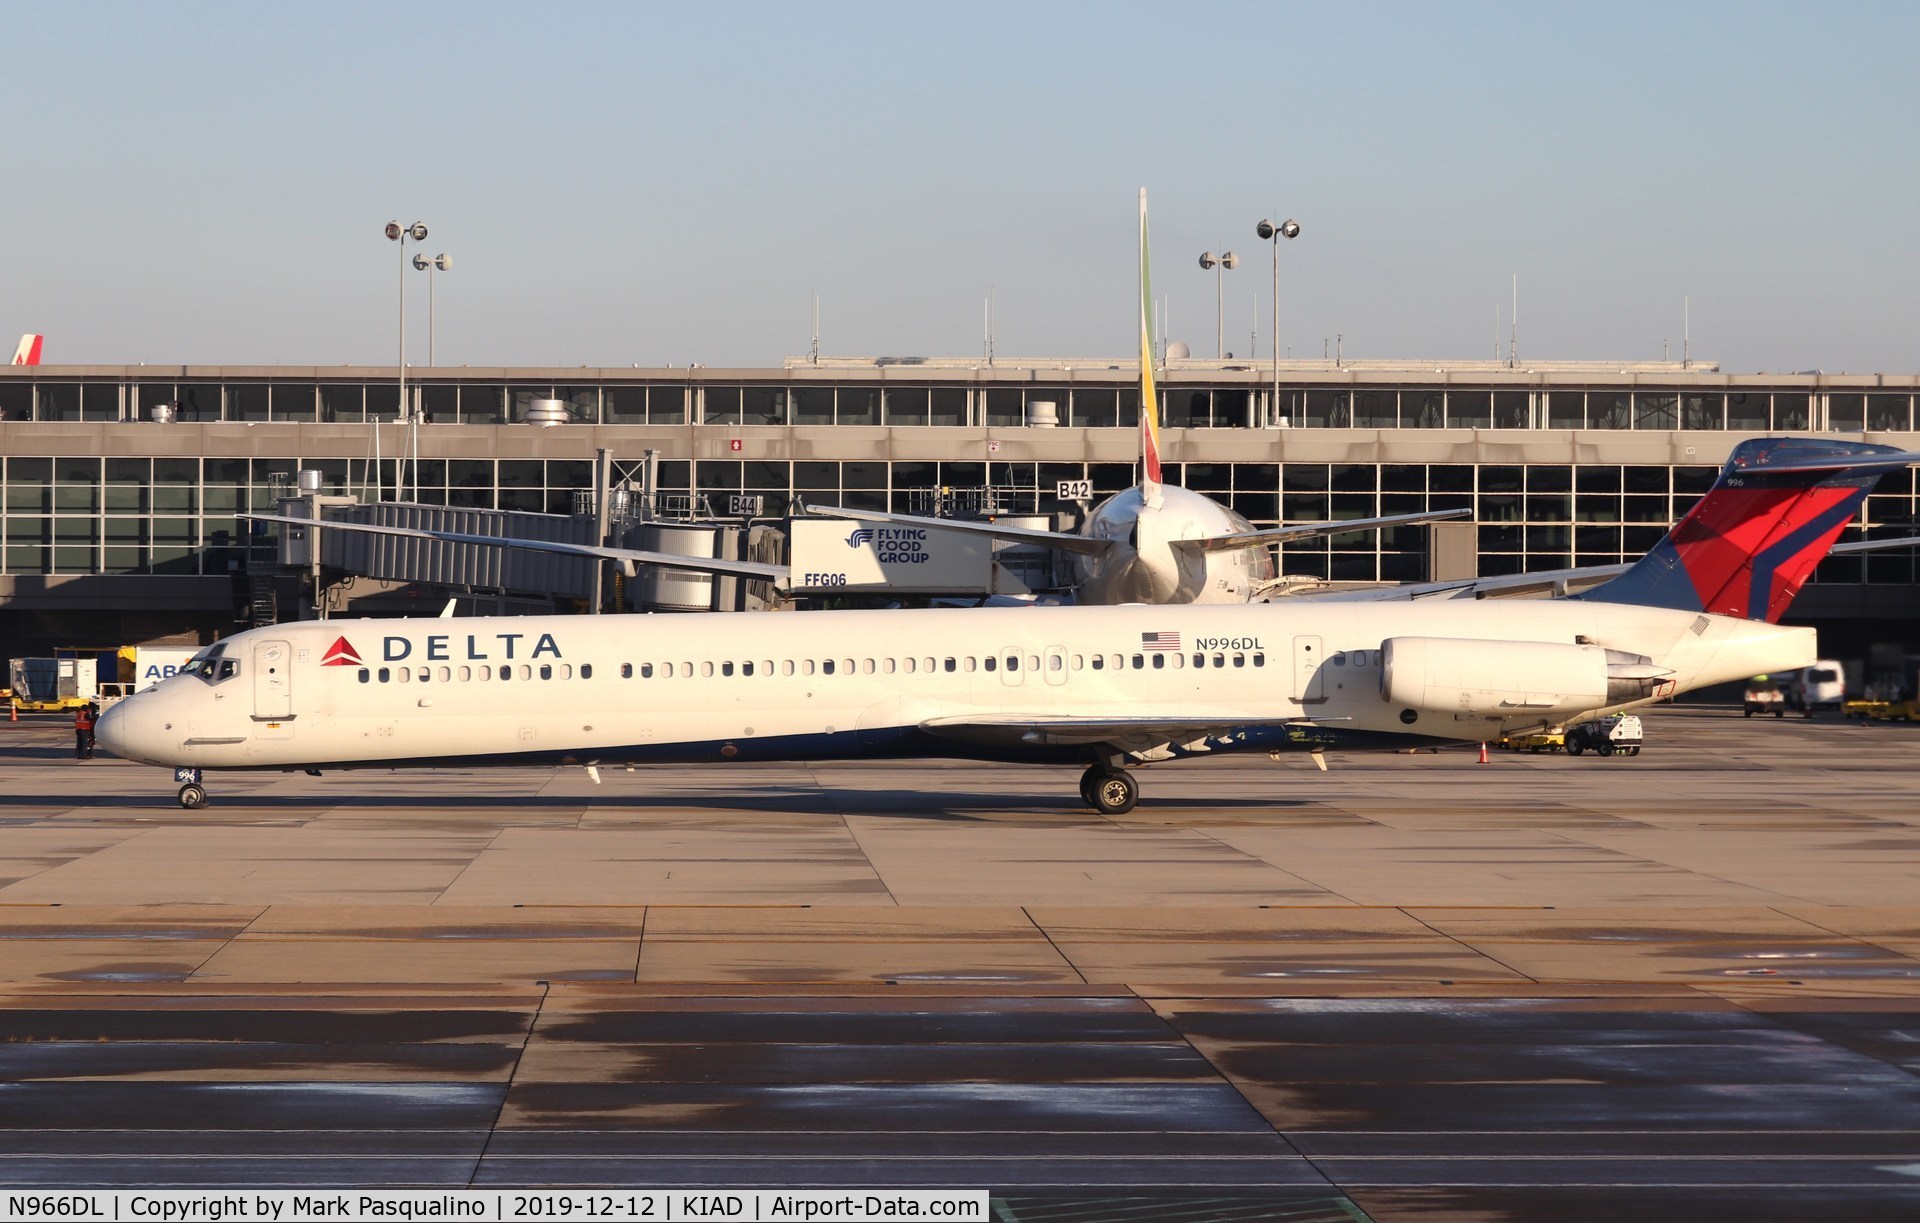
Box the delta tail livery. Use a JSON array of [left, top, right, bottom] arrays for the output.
[[98, 436, 1913, 814]]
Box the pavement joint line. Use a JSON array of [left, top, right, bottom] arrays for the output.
[[1395, 906, 1540, 985], [467, 979, 549, 1189], [1765, 903, 1920, 966], [1018, 906, 1089, 986], [630, 903, 647, 983]]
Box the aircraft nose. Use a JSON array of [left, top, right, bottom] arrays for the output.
[[94, 702, 133, 760]]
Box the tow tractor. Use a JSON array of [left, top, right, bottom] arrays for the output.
[[1565, 714, 1643, 757]]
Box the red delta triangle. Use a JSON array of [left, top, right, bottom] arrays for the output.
[[320, 636, 363, 667]]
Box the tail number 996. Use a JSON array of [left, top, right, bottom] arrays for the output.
[[1196, 636, 1263, 651]]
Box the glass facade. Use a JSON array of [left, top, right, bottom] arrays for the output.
[[1, 368, 1914, 592]]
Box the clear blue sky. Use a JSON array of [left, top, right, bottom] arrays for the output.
[[6, 1, 1917, 372]]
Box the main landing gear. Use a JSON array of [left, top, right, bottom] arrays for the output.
[[1079, 762, 1139, 815]]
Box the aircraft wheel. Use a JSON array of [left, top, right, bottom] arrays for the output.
[[178, 783, 208, 810], [1086, 769, 1138, 816]]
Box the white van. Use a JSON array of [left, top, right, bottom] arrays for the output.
[[1787, 660, 1846, 715]]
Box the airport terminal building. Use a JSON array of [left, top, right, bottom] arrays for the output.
[[1, 356, 1916, 658]]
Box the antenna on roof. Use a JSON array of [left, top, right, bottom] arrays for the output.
[[1511, 274, 1519, 367], [809, 292, 819, 366]]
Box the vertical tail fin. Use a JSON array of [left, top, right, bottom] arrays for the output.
[[1581, 437, 1917, 622], [1137, 189, 1162, 502], [11, 334, 43, 366]]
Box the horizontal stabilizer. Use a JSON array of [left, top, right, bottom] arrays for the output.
[[243, 512, 791, 586], [1176, 508, 1472, 555]]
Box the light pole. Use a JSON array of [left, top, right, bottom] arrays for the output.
[[1256, 217, 1300, 426], [412, 252, 452, 367], [384, 220, 428, 500], [1197, 251, 1238, 359]]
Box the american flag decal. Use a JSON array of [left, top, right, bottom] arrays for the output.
[[1141, 631, 1180, 651]]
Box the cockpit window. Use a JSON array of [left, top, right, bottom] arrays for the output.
[[185, 645, 241, 685]]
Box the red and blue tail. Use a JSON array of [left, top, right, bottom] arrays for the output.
[[1581, 437, 1917, 622]]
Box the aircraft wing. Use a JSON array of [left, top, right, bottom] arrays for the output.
[[801, 503, 1115, 556], [919, 712, 1333, 753], [1174, 508, 1473, 555], [1277, 533, 1920, 604], [243, 512, 791, 586]]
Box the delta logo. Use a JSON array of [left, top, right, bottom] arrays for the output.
[[320, 636, 363, 667]]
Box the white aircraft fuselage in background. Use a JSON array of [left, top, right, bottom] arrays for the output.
[[1072, 484, 1272, 604]]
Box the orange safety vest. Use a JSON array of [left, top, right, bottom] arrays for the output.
[[75, 709, 95, 731]]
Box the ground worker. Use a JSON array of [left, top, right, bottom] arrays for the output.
[[74, 703, 96, 760]]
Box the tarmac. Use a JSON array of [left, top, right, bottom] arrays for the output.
[[3, 704, 1920, 1221]]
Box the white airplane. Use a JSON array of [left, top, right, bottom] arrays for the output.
[[97, 436, 1911, 815], [12, 334, 42, 366], [805, 189, 1467, 604]]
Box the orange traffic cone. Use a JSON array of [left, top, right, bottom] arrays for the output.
[[1477, 741, 1489, 764]]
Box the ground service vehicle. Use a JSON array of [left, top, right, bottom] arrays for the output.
[[1785, 660, 1846, 715], [1565, 715, 1643, 757], [1744, 678, 1786, 718]]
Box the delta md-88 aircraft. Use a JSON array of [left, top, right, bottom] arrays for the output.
[[98, 434, 1917, 813]]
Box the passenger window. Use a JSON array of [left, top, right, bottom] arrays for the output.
[[702, 662, 715, 677], [357, 669, 370, 684], [1027, 655, 1039, 671], [1048, 654, 1063, 672], [1192, 654, 1204, 668], [963, 656, 976, 672], [862, 659, 875, 674], [743, 661, 755, 677], [762, 660, 773, 675], [1152, 654, 1165, 669], [943, 657, 956, 673], [438, 666, 451, 682], [881, 658, 895, 674], [722, 662, 734, 677], [1091, 656, 1104, 671], [1168, 653, 1183, 669], [561, 664, 574, 679], [822, 660, 835, 675], [458, 666, 471, 682], [681, 661, 692, 677], [580, 664, 591, 679], [904, 657, 916, 674], [478, 666, 490, 682], [1213, 654, 1225, 668], [803, 659, 816, 676], [842, 658, 855, 674], [782, 660, 795, 676], [923, 656, 935, 672], [539, 664, 552, 680], [1253, 653, 1265, 667], [1233, 654, 1245, 668], [519, 664, 532, 680], [1071, 655, 1083, 670], [1132, 655, 1144, 669], [1006, 655, 1019, 672], [379, 667, 391, 683], [398, 668, 412, 684], [984, 656, 997, 672], [420, 668, 432, 683], [499, 666, 512, 681]]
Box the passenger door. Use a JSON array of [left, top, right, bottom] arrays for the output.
[[252, 639, 294, 723]]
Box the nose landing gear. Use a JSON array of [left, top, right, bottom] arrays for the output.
[[172, 767, 209, 809]]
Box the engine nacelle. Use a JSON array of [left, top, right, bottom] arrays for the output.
[[1380, 636, 1611, 718]]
